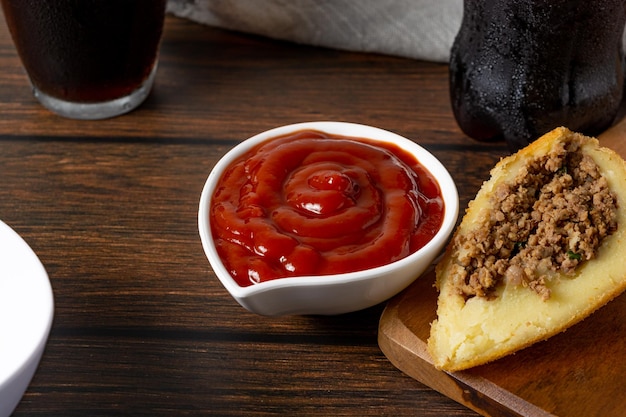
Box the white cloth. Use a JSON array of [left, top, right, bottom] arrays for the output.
[[165, 1, 626, 62], [166, 0, 463, 63]]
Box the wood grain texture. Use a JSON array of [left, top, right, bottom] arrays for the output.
[[0, 9, 496, 417], [4, 5, 622, 416]]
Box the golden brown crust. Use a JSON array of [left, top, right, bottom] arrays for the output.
[[428, 127, 626, 371]]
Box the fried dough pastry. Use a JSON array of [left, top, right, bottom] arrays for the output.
[[428, 127, 626, 371]]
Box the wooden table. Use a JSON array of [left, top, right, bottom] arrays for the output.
[[0, 11, 513, 417]]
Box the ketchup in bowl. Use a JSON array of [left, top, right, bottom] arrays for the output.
[[210, 129, 445, 287]]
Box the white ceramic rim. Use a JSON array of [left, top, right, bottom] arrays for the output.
[[198, 121, 458, 298], [0, 220, 54, 385]]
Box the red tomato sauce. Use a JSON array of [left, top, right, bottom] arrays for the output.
[[210, 130, 445, 286]]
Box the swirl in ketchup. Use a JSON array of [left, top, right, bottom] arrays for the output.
[[210, 130, 444, 286]]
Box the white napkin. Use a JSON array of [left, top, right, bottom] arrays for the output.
[[166, 0, 463, 63], [166, 0, 626, 63]]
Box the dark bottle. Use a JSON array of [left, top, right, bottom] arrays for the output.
[[450, 0, 626, 151]]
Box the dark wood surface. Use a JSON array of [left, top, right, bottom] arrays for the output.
[[0, 10, 515, 417]]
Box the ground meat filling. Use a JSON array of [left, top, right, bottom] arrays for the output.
[[454, 139, 618, 301]]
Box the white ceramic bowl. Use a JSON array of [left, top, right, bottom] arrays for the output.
[[198, 122, 458, 316], [0, 220, 53, 417]]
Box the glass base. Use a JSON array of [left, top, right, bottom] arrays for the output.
[[32, 65, 157, 120]]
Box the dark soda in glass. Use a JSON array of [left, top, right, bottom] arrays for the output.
[[1, 0, 167, 119], [449, 0, 626, 150]]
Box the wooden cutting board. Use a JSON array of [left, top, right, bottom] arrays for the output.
[[378, 119, 626, 417]]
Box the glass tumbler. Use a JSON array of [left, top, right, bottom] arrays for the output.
[[1, 0, 167, 120]]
